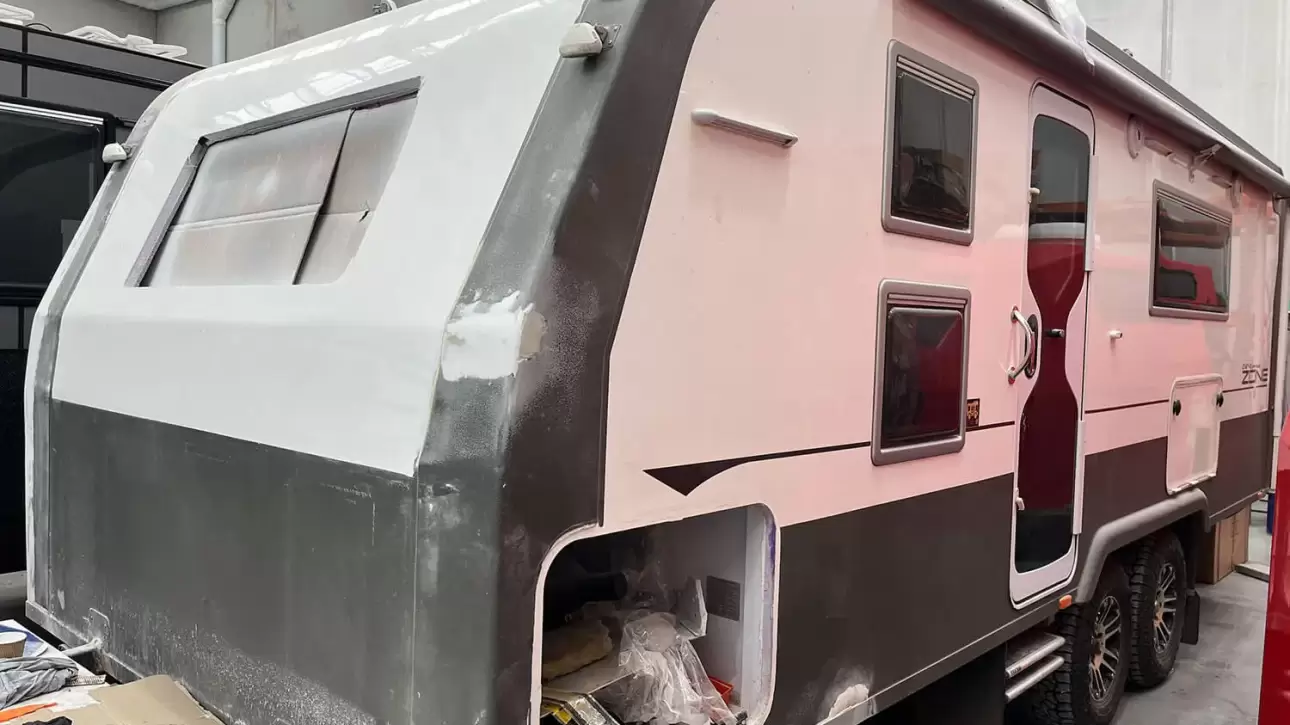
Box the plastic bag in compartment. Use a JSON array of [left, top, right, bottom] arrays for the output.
[[598, 612, 737, 725], [1048, 0, 1095, 66]]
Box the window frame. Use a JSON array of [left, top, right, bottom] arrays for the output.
[[882, 42, 980, 246], [871, 279, 972, 466], [1148, 181, 1233, 322], [126, 78, 420, 287]]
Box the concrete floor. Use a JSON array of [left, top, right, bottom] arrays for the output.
[[1116, 572, 1266, 725]]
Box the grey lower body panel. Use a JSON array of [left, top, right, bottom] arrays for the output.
[[31, 403, 1270, 725], [766, 411, 1269, 723], [35, 401, 418, 724]]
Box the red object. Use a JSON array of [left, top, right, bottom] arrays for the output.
[[1259, 415, 1290, 723], [709, 676, 734, 705], [1155, 253, 1222, 309]]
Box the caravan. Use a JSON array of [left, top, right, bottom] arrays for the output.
[[23, 0, 1286, 724]]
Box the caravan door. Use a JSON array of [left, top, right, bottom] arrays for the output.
[[1009, 85, 1094, 605]]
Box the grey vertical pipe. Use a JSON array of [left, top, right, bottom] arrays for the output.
[[212, 0, 239, 65], [1160, 0, 1175, 82]]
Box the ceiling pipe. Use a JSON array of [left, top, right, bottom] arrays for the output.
[[211, 0, 238, 64]]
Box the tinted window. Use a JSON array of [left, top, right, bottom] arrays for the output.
[[0, 110, 100, 303], [880, 307, 965, 448], [1153, 192, 1230, 314], [890, 68, 974, 231]]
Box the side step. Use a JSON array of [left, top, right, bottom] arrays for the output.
[[1003, 630, 1066, 702]]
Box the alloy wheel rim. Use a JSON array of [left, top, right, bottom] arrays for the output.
[[1153, 562, 1179, 653], [1089, 594, 1122, 703]]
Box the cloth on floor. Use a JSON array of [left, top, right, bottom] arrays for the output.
[[20, 719, 69, 725], [542, 618, 614, 681], [0, 659, 77, 710]]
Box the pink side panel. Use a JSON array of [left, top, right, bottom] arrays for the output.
[[604, 0, 1277, 531]]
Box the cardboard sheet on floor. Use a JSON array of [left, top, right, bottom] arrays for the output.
[[6, 676, 220, 725]]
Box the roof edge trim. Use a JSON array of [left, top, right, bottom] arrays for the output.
[[923, 0, 1290, 198]]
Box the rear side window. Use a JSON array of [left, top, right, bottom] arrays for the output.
[[883, 43, 978, 245], [1150, 186, 1231, 319], [140, 95, 416, 287], [873, 281, 971, 465]]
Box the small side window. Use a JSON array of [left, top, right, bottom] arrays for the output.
[[873, 281, 971, 465], [883, 43, 978, 245], [1150, 185, 1231, 319]]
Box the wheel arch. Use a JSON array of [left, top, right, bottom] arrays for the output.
[[1075, 488, 1208, 604]]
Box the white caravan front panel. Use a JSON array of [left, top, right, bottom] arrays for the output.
[[41, 0, 584, 475]]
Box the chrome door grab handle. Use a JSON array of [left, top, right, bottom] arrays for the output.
[[1008, 307, 1035, 384]]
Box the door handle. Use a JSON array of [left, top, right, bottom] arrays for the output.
[[1045, 328, 1065, 339], [1008, 307, 1036, 384]]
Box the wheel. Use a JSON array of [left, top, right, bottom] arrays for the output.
[[1127, 533, 1186, 688], [1018, 564, 1130, 725]]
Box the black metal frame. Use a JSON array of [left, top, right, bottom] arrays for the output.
[[0, 26, 197, 574]]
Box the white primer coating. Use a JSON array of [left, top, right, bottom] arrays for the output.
[[441, 292, 538, 382], [48, 0, 584, 475]]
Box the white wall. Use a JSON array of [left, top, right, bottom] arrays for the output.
[[1081, 0, 1290, 168], [1080, 0, 1165, 75], [21, 0, 156, 37], [156, 2, 210, 65], [157, 0, 421, 66]]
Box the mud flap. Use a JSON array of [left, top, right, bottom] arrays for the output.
[[1182, 589, 1201, 645]]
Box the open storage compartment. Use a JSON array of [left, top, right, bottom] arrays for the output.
[[537, 505, 776, 725]]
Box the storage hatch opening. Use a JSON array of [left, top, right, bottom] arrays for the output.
[[537, 505, 777, 725]]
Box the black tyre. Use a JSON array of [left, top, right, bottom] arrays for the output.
[[1019, 564, 1130, 725], [1127, 533, 1186, 688]]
